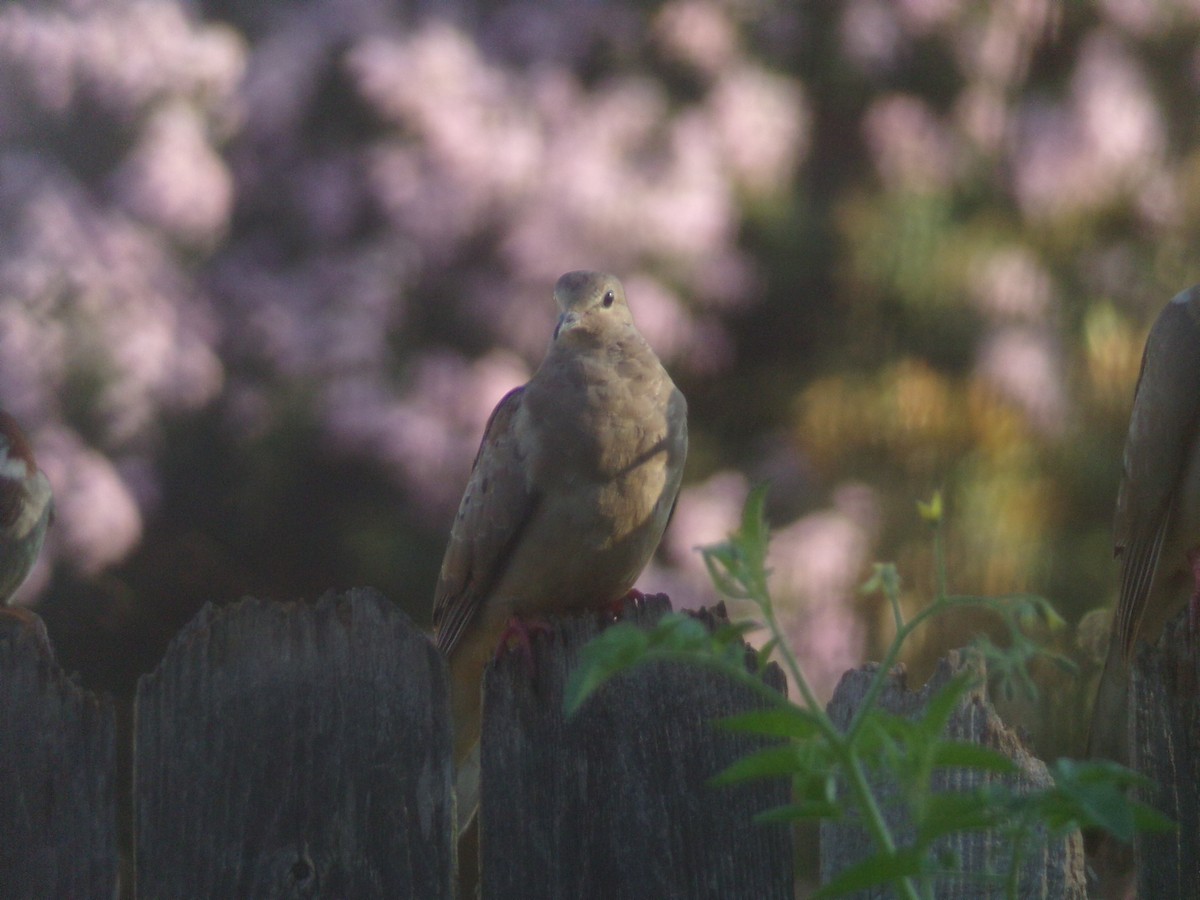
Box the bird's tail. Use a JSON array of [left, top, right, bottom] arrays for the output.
[[455, 740, 481, 838], [1084, 635, 1135, 898], [1086, 635, 1132, 767]]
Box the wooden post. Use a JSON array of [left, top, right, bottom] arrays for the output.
[[1132, 607, 1199, 896], [821, 651, 1087, 898], [479, 597, 794, 900], [134, 589, 454, 898], [0, 611, 117, 899]]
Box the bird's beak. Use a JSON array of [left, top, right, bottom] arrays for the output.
[[554, 311, 580, 339]]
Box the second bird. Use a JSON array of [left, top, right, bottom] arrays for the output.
[[1089, 285, 1200, 766], [433, 271, 688, 826]]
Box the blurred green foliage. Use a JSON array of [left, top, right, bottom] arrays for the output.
[[3, 1, 1199, 771]]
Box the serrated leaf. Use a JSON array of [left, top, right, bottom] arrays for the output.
[[813, 849, 925, 898], [919, 792, 1005, 842], [719, 706, 822, 739], [564, 623, 650, 714], [740, 482, 771, 549], [754, 800, 840, 825], [930, 741, 1018, 775], [710, 746, 804, 785], [860, 562, 901, 598], [1037, 759, 1175, 839]]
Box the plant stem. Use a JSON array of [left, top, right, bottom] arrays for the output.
[[754, 594, 922, 900]]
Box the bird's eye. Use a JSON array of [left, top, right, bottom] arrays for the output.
[[602, 290, 615, 308]]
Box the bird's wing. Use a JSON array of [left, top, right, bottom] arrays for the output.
[[433, 387, 539, 657], [0, 476, 22, 529], [1113, 302, 1200, 656]]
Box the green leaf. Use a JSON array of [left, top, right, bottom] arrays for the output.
[[719, 706, 822, 739], [563, 623, 649, 714], [755, 800, 841, 824], [698, 483, 773, 603], [646, 613, 708, 650], [710, 746, 805, 785], [755, 636, 780, 671], [918, 792, 1005, 843], [701, 545, 750, 599], [860, 562, 901, 599], [917, 490, 943, 524], [813, 849, 926, 898], [1045, 758, 1174, 840], [930, 741, 1019, 775], [915, 673, 977, 739]]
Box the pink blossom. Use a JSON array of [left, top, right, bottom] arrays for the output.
[[38, 428, 143, 575], [976, 327, 1067, 434]]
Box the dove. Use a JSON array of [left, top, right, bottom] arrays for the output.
[[432, 271, 688, 829], [1088, 285, 1200, 768], [0, 410, 53, 606]]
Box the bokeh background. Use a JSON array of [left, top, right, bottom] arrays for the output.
[[3, 0, 1199, 766]]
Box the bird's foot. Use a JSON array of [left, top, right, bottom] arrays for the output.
[[1188, 549, 1200, 641], [0, 605, 52, 653], [603, 588, 647, 621], [495, 615, 553, 677]]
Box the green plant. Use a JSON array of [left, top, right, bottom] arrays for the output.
[[565, 485, 1170, 899]]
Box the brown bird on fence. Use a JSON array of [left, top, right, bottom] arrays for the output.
[[1088, 285, 1200, 767], [0, 410, 53, 608], [432, 271, 688, 830]]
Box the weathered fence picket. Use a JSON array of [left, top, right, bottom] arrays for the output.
[[480, 596, 794, 900], [133, 590, 454, 899], [820, 652, 1087, 898], [0, 613, 117, 900], [1132, 607, 1200, 898], [7, 587, 1161, 899]]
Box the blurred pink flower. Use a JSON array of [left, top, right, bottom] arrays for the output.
[[1096, 0, 1196, 37], [863, 94, 960, 192], [968, 247, 1055, 321], [769, 483, 879, 700], [0, 158, 224, 445], [622, 274, 694, 361], [953, 83, 1009, 154], [0, 2, 243, 120], [1076, 32, 1164, 183], [1012, 29, 1165, 220], [897, 0, 962, 34], [347, 16, 786, 355], [976, 326, 1067, 434], [38, 428, 143, 576], [321, 350, 530, 519], [653, 0, 739, 76], [110, 102, 234, 246], [662, 470, 750, 577], [709, 65, 809, 195], [841, 0, 903, 74]]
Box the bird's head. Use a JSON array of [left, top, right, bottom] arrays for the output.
[[0, 410, 53, 604], [0, 410, 39, 483], [552, 271, 634, 341], [1169, 284, 1200, 326]]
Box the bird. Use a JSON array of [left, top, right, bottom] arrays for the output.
[[432, 271, 688, 830], [1088, 284, 1200, 768], [0, 409, 54, 606]]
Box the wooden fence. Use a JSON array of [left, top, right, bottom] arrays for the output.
[[10, 587, 1192, 898], [1132, 611, 1200, 898], [2, 592, 794, 899]]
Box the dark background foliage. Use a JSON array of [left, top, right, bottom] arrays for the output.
[[3, 0, 1199, 762]]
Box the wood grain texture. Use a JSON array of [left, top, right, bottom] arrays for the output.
[[479, 596, 793, 900], [821, 651, 1086, 899], [0, 610, 117, 899], [1131, 606, 1200, 898], [135, 589, 453, 899]]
